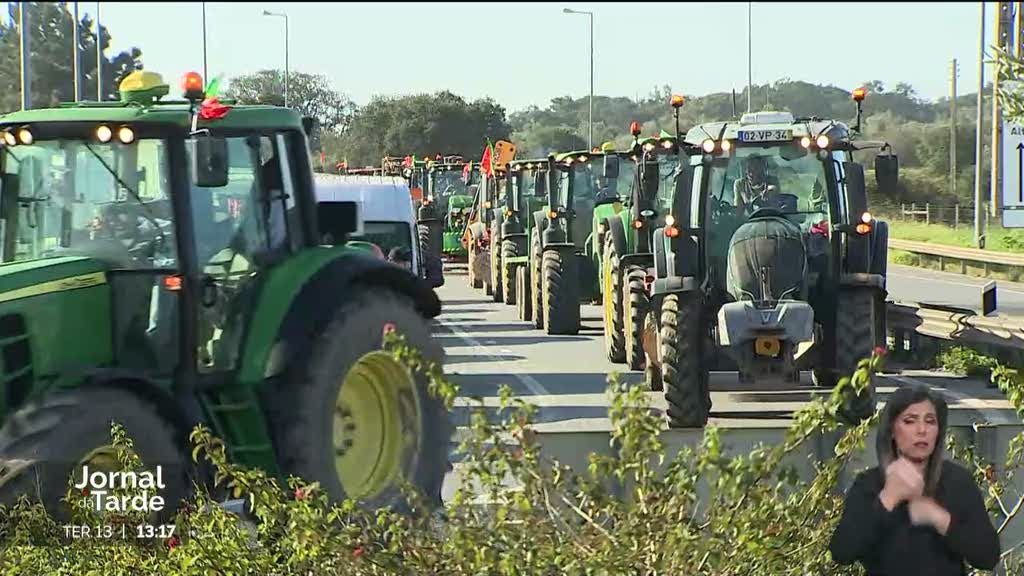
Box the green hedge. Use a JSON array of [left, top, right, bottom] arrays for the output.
[[1, 337, 1022, 575]]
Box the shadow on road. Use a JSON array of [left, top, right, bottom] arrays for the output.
[[445, 354, 526, 364], [450, 372, 644, 397], [434, 335, 592, 347], [442, 299, 487, 306], [443, 323, 537, 334]]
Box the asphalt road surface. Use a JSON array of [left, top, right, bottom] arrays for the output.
[[887, 264, 1024, 317], [434, 267, 1018, 432]]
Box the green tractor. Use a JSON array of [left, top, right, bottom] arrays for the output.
[[498, 159, 550, 322], [465, 163, 507, 297], [535, 146, 635, 335], [598, 125, 686, 371], [417, 156, 476, 262], [0, 70, 452, 521], [644, 92, 895, 427]]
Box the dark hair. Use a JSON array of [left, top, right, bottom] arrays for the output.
[[388, 246, 411, 261], [875, 383, 949, 495]]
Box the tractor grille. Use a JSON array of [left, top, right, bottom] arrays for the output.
[[0, 314, 32, 410]]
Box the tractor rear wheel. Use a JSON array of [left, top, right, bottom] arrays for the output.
[[516, 265, 532, 322], [531, 228, 545, 330], [490, 221, 503, 302], [501, 240, 517, 306], [602, 233, 626, 363], [542, 249, 580, 335], [623, 265, 649, 371], [266, 288, 452, 512], [0, 386, 190, 523], [659, 292, 711, 428]]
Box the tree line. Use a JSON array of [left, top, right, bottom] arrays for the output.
[[0, 2, 1001, 207]]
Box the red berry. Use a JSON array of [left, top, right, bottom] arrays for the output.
[[167, 536, 180, 549], [353, 546, 365, 558], [295, 488, 305, 500], [873, 346, 888, 357]]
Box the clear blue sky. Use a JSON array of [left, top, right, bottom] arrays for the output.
[[93, 2, 996, 112]]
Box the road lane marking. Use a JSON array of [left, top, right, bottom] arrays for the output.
[[437, 317, 551, 397], [887, 374, 1016, 425]]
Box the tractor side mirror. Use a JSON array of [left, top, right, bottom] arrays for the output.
[[302, 116, 321, 153], [844, 161, 868, 217], [534, 171, 547, 196], [641, 161, 660, 197], [604, 155, 620, 180], [672, 166, 695, 228], [317, 200, 362, 245], [187, 133, 229, 188], [874, 153, 899, 194]]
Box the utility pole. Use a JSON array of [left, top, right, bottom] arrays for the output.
[[202, 2, 208, 81], [976, 1, 987, 248], [19, 3, 29, 110], [96, 2, 102, 101], [993, 1, 1015, 218], [73, 2, 81, 102], [747, 2, 752, 113], [951, 58, 958, 199]]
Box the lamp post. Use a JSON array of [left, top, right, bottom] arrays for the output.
[[262, 9, 289, 108], [563, 7, 593, 149], [202, 2, 208, 81]]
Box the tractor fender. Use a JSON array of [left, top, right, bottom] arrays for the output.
[[238, 249, 440, 385], [533, 211, 549, 247], [604, 218, 627, 261]]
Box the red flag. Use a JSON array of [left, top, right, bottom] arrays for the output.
[[198, 97, 231, 120], [480, 143, 493, 178], [463, 162, 472, 180], [403, 155, 414, 168]]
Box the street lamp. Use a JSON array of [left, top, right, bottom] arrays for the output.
[[562, 7, 593, 149], [262, 9, 289, 108]]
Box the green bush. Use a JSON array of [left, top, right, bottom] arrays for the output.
[[0, 337, 1021, 575]]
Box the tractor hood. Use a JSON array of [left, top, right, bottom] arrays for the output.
[[0, 257, 110, 301], [446, 195, 474, 210]]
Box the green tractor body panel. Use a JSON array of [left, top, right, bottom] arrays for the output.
[[0, 257, 115, 416]]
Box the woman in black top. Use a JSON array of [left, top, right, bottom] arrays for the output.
[[828, 383, 1001, 575]]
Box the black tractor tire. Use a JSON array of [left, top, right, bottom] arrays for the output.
[[0, 386, 191, 524], [264, 288, 452, 512], [659, 292, 711, 428], [501, 240, 518, 306], [834, 288, 880, 423], [418, 224, 444, 288], [490, 222, 503, 302], [531, 228, 545, 330], [516, 265, 533, 322], [623, 265, 649, 371], [467, 240, 483, 289], [542, 249, 580, 335], [602, 233, 626, 363]]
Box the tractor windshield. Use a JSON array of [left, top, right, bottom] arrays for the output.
[[431, 169, 470, 199], [706, 143, 829, 229], [0, 137, 175, 269], [645, 151, 684, 214]]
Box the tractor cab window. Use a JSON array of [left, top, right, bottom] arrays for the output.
[[0, 138, 175, 268], [515, 169, 537, 212], [646, 152, 683, 214], [431, 169, 468, 199], [706, 144, 830, 232], [186, 134, 292, 373]]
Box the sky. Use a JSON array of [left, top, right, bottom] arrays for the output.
[[87, 1, 999, 113]]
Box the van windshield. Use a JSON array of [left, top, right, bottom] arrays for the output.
[[351, 221, 411, 255]]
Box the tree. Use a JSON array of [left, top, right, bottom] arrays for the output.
[[0, 2, 143, 112], [225, 70, 355, 134], [336, 91, 512, 166]]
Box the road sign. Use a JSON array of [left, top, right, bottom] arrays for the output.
[[1003, 120, 1024, 227]]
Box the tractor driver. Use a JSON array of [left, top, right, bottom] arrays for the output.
[[733, 154, 785, 215]]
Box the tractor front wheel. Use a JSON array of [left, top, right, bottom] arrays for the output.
[[501, 240, 517, 306], [531, 228, 545, 330], [602, 233, 626, 363], [516, 265, 533, 322], [623, 265, 649, 371], [0, 386, 190, 524], [659, 292, 711, 428], [490, 221, 503, 302], [266, 289, 452, 512], [542, 248, 580, 335]]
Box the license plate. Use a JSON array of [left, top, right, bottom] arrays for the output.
[[738, 129, 792, 142]]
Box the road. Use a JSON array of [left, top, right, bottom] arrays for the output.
[[887, 263, 1024, 317], [434, 268, 1018, 433]]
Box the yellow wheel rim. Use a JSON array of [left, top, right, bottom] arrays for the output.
[[335, 351, 420, 501], [603, 254, 615, 342]]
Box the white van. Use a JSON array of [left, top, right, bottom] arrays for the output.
[[314, 173, 429, 280]]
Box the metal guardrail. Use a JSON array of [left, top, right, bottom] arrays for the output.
[[889, 239, 1024, 270], [887, 300, 1024, 351]]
